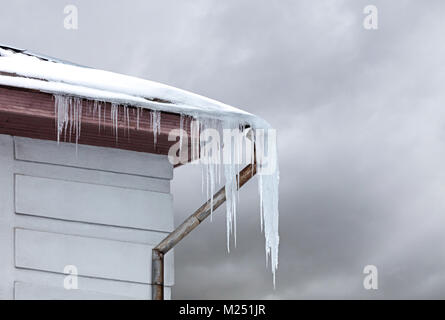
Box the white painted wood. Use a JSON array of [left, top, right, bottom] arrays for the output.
[[14, 137, 173, 180], [12, 215, 175, 288], [0, 134, 176, 299], [14, 213, 170, 245], [15, 175, 174, 232], [14, 281, 172, 300], [14, 160, 170, 194], [13, 268, 171, 300], [15, 228, 174, 286], [14, 282, 134, 300], [0, 135, 14, 299]]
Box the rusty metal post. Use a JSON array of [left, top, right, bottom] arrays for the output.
[[151, 161, 257, 300], [152, 249, 164, 300]]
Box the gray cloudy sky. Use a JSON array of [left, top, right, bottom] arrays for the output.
[[2, 0, 445, 299]]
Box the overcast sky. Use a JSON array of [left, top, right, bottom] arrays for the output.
[[2, 0, 445, 299]]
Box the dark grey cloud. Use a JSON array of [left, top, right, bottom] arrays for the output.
[[2, 0, 445, 299]]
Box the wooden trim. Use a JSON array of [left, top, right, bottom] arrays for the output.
[[0, 85, 193, 160]]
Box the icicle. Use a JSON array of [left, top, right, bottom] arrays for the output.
[[259, 174, 264, 232], [250, 128, 255, 177], [123, 106, 127, 137], [103, 103, 106, 129], [255, 128, 280, 287], [150, 110, 161, 147], [98, 101, 102, 133], [156, 111, 161, 142], [55, 95, 68, 144], [91, 101, 95, 118], [93, 100, 102, 133], [199, 120, 207, 201], [68, 99, 73, 142], [222, 119, 242, 251], [127, 106, 130, 137], [136, 107, 140, 130], [123, 105, 130, 138], [54, 95, 82, 151], [111, 103, 119, 141], [190, 118, 200, 162], [224, 151, 238, 251], [74, 97, 82, 147], [179, 114, 184, 153], [199, 117, 221, 220]]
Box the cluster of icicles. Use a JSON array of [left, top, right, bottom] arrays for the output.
[[54, 95, 280, 286]]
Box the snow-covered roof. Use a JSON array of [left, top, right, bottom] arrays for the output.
[[0, 45, 268, 128]]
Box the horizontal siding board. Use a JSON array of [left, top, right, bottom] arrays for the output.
[[14, 160, 170, 194], [13, 268, 172, 300], [14, 282, 135, 300], [14, 137, 173, 180], [14, 214, 170, 245], [14, 282, 171, 300], [15, 228, 174, 285], [15, 174, 173, 232]]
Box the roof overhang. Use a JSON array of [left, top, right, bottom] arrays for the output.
[[0, 85, 192, 164]]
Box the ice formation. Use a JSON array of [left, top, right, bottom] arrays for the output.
[[53, 96, 279, 284], [150, 110, 161, 146], [111, 103, 119, 140], [197, 117, 280, 285], [0, 47, 279, 285], [54, 95, 82, 146]]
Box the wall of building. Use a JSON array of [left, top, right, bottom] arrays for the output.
[[0, 134, 174, 300]]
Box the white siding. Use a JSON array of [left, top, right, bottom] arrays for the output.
[[0, 135, 175, 300], [0, 135, 14, 300], [14, 282, 135, 300], [15, 175, 173, 232], [14, 137, 173, 179]]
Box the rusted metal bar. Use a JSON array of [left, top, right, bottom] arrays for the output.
[[151, 249, 164, 300], [152, 161, 257, 300]]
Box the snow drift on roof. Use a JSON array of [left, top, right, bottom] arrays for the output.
[[0, 47, 268, 127]]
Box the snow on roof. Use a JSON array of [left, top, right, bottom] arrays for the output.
[[0, 46, 269, 128]]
